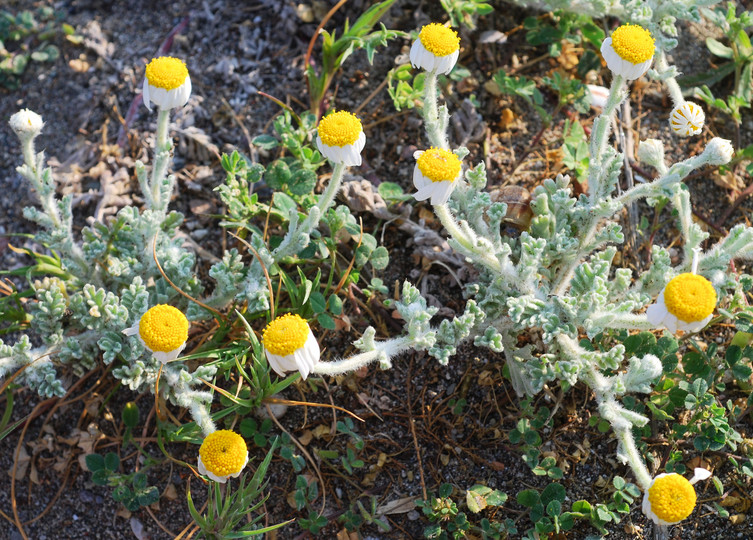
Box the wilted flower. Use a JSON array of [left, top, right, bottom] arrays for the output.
[[197, 430, 249, 483], [646, 273, 716, 333], [123, 304, 189, 363], [670, 102, 705, 137], [142, 56, 192, 111], [262, 313, 320, 379], [413, 147, 462, 205], [315, 111, 365, 167], [410, 23, 460, 75], [600, 24, 655, 80], [642, 468, 711, 525]]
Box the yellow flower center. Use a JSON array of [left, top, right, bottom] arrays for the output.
[[417, 148, 462, 183], [317, 111, 362, 147], [138, 304, 189, 353], [199, 430, 247, 477], [262, 313, 310, 356], [663, 273, 716, 323], [610, 24, 655, 64], [419, 23, 460, 57], [648, 474, 696, 524], [145, 57, 189, 90]]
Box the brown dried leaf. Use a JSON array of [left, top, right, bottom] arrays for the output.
[[376, 496, 417, 515], [311, 424, 332, 439], [298, 430, 313, 446], [10, 445, 30, 480], [164, 483, 178, 500]]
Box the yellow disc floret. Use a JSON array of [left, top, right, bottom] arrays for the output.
[[199, 430, 248, 477], [663, 273, 717, 323], [648, 474, 696, 524], [138, 305, 189, 353], [417, 148, 462, 183], [317, 111, 362, 147], [419, 23, 460, 57], [145, 57, 189, 90], [610, 24, 655, 64], [262, 313, 310, 356]]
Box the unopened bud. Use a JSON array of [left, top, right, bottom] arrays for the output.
[[9, 108, 44, 140], [637, 138, 665, 169], [702, 137, 734, 166]]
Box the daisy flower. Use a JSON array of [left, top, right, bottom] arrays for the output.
[[262, 313, 320, 379], [600, 24, 655, 80], [410, 23, 460, 75], [413, 147, 462, 205], [142, 56, 192, 111], [123, 304, 189, 363], [645, 273, 716, 333], [197, 430, 249, 483], [642, 468, 712, 525], [670, 102, 705, 137], [315, 111, 365, 167]]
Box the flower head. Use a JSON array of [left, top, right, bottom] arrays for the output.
[[122, 304, 189, 363], [642, 468, 711, 525], [262, 313, 320, 379], [646, 273, 716, 334], [142, 56, 192, 111], [9, 109, 44, 140], [600, 24, 655, 80], [670, 102, 705, 137], [315, 111, 365, 166], [702, 137, 734, 166], [413, 147, 462, 205], [198, 430, 249, 483], [410, 23, 460, 75]]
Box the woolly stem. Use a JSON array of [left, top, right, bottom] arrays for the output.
[[312, 336, 413, 375]]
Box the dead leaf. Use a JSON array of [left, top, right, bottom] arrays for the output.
[[730, 514, 747, 525], [336, 529, 358, 540], [312, 424, 332, 439], [10, 445, 30, 480], [298, 430, 313, 446], [376, 496, 417, 515], [164, 483, 178, 500], [499, 107, 516, 130]]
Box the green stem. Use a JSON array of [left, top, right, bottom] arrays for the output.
[[150, 108, 171, 209], [655, 51, 683, 106], [434, 203, 503, 274], [312, 336, 412, 375], [422, 71, 448, 149]]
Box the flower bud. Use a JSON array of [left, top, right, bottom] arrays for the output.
[[637, 138, 665, 169], [669, 101, 704, 137], [9, 108, 44, 141], [702, 138, 734, 166]]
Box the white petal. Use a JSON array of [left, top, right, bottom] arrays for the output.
[[413, 166, 429, 190], [123, 322, 140, 336], [690, 468, 712, 484], [430, 181, 454, 205], [413, 185, 436, 201], [264, 349, 289, 378], [142, 78, 152, 111], [409, 39, 422, 68]]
